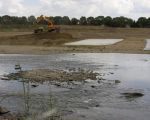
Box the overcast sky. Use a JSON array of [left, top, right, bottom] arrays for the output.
[[0, 0, 150, 19]]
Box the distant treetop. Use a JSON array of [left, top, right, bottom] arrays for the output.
[[0, 15, 150, 28]]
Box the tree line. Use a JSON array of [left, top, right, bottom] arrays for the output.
[[1, 15, 150, 28]]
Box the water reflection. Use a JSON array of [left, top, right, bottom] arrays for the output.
[[0, 77, 61, 119], [21, 80, 61, 119]]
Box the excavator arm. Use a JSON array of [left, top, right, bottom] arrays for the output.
[[34, 15, 60, 33]]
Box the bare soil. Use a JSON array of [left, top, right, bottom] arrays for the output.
[[0, 26, 150, 54], [0, 32, 73, 46]]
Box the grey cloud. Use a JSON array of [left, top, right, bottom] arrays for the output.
[[0, 0, 150, 19]]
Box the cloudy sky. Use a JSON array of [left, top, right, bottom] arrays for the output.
[[0, 0, 150, 19]]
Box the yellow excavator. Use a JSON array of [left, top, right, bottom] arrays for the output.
[[34, 15, 60, 33]]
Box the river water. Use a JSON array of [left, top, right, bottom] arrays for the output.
[[0, 53, 150, 120]]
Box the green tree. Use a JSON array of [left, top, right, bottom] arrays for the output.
[[147, 17, 150, 28], [71, 18, 79, 25], [87, 16, 95, 25], [2, 15, 12, 24], [0, 16, 2, 24], [16, 16, 28, 25], [62, 16, 71, 25], [21, 16, 28, 24], [112, 16, 131, 27], [127, 18, 134, 27], [53, 16, 63, 25], [28, 15, 36, 24], [79, 16, 87, 25], [104, 16, 112, 27], [130, 20, 138, 28], [94, 16, 104, 25], [137, 17, 148, 27]]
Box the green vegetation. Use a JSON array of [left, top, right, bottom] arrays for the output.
[[1, 15, 150, 28]]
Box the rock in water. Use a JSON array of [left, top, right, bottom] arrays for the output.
[[0, 107, 10, 115], [122, 92, 144, 98]]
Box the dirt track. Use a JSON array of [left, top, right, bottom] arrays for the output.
[[0, 26, 150, 54]]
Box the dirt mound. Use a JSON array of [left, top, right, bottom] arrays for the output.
[[6, 68, 99, 83], [0, 32, 73, 46], [22, 32, 73, 40]]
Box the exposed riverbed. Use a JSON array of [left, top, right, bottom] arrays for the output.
[[0, 53, 150, 120]]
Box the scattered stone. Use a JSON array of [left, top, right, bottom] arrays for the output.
[[85, 79, 93, 83], [109, 72, 114, 74], [143, 59, 148, 62], [83, 99, 92, 103], [80, 115, 86, 118], [84, 90, 88, 93], [15, 64, 22, 71], [97, 80, 101, 84], [31, 84, 39, 88], [54, 83, 61, 87], [95, 104, 100, 107], [91, 85, 96, 88], [6, 68, 99, 83], [98, 77, 106, 80], [0, 107, 10, 115], [0, 77, 10, 80], [115, 80, 121, 84]]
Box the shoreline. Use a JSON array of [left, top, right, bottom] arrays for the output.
[[0, 45, 149, 54]]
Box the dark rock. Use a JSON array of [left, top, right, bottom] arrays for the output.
[[109, 72, 114, 74], [115, 80, 121, 84], [122, 92, 144, 98], [80, 115, 86, 118], [31, 84, 39, 88], [55, 83, 61, 87], [97, 80, 101, 84], [91, 85, 96, 88], [0, 107, 10, 116], [1, 77, 10, 80], [98, 77, 105, 80], [95, 104, 100, 107]]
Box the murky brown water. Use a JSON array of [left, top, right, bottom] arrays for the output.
[[0, 53, 150, 120]]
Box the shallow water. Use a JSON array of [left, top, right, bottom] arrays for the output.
[[0, 53, 150, 120], [65, 39, 123, 46], [144, 39, 150, 50]]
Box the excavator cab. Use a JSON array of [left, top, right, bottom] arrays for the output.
[[34, 15, 60, 33]]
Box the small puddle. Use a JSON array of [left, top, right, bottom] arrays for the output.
[[65, 39, 123, 46], [144, 39, 150, 50]]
